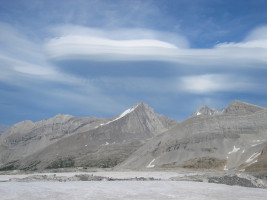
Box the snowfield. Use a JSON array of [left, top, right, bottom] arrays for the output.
[[1, 181, 267, 200], [0, 171, 267, 199], [0, 171, 194, 182]]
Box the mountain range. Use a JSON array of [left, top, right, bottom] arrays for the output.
[[119, 101, 267, 173], [0, 103, 176, 170], [0, 100, 266, 173]]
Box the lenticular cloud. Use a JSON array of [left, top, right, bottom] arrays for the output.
[[45, 25, 188, 62]]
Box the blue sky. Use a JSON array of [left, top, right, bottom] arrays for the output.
[[1, 0, 267, 125]]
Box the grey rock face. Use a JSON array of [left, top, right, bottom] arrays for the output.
[[118, 101, 267, 173], [224, 100, 264, 115], [0, 126, 10, 135], [0, 103, 177, 170], [0, 114, 110, 165], [192, 100, 263, 117]]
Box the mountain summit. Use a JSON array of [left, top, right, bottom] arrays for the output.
[[192, 100, 264, 117], [93, 103, 177, 141], [192, 105, 224, 117], [224, 100, 265, 115]]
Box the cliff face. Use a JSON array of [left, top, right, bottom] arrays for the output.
[[119, 101, 267, 173]]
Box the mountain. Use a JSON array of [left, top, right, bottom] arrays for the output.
[[0, 114, 110, 166], [223, 100, 264, 115], [1, 100, 267, 173], [118, 101, 267, 173], [191, 100, 264, 117], [0, 103, 177, 170], [192, 105, 224, 117], [0, 125, 10, 135]]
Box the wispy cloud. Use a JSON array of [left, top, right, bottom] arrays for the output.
[[45, 25, 188, 62], [0, 22, 55, 86], [44, 25, 267, 67], [179, 74, 254, 94], [1, 18, 267, 124], [0, 22, 127, 119]]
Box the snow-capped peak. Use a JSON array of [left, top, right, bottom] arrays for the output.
[[98, 104, 140, 127], [196, 112, 201, 116], [116, 104, 139, 121], [192, 105, 224, 117]]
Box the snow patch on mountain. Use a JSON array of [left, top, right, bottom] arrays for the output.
[[146, 159, 155, 168], [196, 112, 201, 116], [98, 104, 140, 127], [246, 152, 261, 163], [228, 146, 240, 154], [192, 105, 224, 117]]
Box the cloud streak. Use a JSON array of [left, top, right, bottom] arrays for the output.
[[1, 15, 267, 124], [45, 25, 267, 67], [45, 26, 189, 62], [179, 74, 254, 94]]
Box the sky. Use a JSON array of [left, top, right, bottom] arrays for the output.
[[1, 0, 267, 125]]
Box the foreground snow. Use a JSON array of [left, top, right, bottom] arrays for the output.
[[0, 181, 267, 200], [0, 171, 195, 181]]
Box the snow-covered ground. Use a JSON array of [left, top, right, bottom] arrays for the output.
[[1, 181, 267, 200], [0, 171, 266, 199], [0, 171, 196, 182]]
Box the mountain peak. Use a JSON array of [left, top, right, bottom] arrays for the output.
[[53, 113, 74, 118], [115, 103, 140, 120], [192, 100, 265, 117], [96, 102, 177, 139], [13, 120, 34, 128], [224, 100, 264, 115], [98, 102, 150, 127], [192, 105, 224, 117], [132, 102, 150, 111], [41, 113, 74, 124]]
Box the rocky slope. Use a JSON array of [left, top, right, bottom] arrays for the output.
[[0, 114, 110, 166], [0, 126, 9, 135], [118, 101, 267, 173], [0, 103, 177, 170]]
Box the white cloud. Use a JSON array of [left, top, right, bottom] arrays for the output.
[[45, 25, 189, 61], [212, 26, 267, 64], [0, 22, 128, 115], [45, 25, 267, 66], [0, 21, 266, 115], [179, 74, 254, 94], [0, 22, 55, 82], [46, 35, 180, 61], [215, 40, 267, 49], [215, 25, 267, 50], [245, 26, 267, 41]]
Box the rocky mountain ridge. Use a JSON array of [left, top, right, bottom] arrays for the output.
[[192, 100, 263, 117], [1, 100, 267, 174], [118, 101, 267, 173], [0, 103, 177, 170], [192, 105, 224, 117]]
